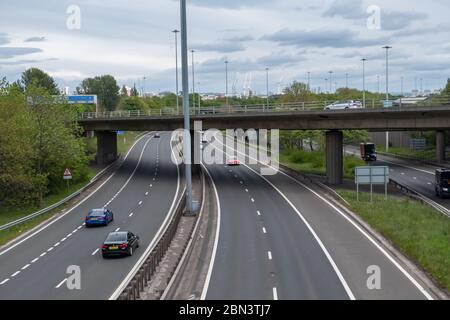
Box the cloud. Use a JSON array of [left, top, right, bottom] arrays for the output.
[[0, 47, 43, 59], [24, 36, 47, 42], [323, 0, 365, 19], [193, 42, 245, 53], [323, 0, 427, 31], [174, 0, 272, 9], [262, 28, 389, 48], [0, 33, 10, 45]]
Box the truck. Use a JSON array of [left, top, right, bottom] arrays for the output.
[[360, 143, 377, 162], [435, 169, 450, 198]]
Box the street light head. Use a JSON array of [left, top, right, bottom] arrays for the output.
[[172, 29, 180, 33], [382, 46, 392, 49]]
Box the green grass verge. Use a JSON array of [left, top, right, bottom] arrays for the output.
[[280, 149, 365, 179], [383, 147, 435, 159], [0, 131, 142, 246], [337, 190, 450, 291]]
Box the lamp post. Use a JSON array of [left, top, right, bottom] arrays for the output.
[[265, 67, 269, 111], [172, 29, 180, 115], [225, 60, 229, 106], [307, 71, 311, 91], [180, 0, 193, 213], [191, 49, 195, 112], [328, 71, 333, 93], [345, 73, 349, 88], [383, 45, 392, 152], [361, 58, 367, 108]]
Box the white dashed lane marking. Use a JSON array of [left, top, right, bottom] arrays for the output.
[[129, 212, 134, 217], [0, 279, 9, 285], [56, 278, 67, 289], [115, 228, 121, 232], [251, 198, 255, 203], [11, 271, 20, 278], [273, 287, 278, 300], [257, 210, 261, 216], [138, 201, 143, 205], [262, 227, 267, 234], [31, 258, 39, 263], [21, 264, 30, 270], [268, 251, 272, 260], [40, 252, 47, 257], [92, 249, 99, 256]]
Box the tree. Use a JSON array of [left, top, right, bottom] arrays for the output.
[[118, 96, 148, 111], [120, 85, 128, 96], [281, 81, 313, 103], [78, 75, 120, 111], [19, 68, 59, 95], [130, 84, 139, 97], [443, 79, 450, 95]]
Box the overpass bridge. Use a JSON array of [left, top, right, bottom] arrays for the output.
[[78, 104, 450, 185]]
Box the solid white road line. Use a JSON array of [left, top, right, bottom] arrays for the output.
[[200, 165, 222, 301], [109, 133, 182, 300], [92, 248, 99, 256], [218, 138, 356, 300], [0, 133, 151, 258], [273, 287, 278, 300], [56, 278, 67, 289], [104, 136, 154, 207], [236, 144, 433, 300]]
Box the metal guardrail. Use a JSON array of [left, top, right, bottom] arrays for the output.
[[77, 96, 450, 120], [0, 158, 121, 232], [389, 179, 450, 218], [118, 189, 187, 300]]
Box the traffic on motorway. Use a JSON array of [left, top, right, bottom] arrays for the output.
[[2, 0, 450, 314]]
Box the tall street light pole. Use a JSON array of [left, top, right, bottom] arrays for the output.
[[180, 0, 193, 213], [328, 71, 333, 93], [225, 60, 229, 106], [383, 45, 392, 152], [361, 58, 367, 108], [265, 67, 269, 111], [191, 49, 195, 113], [172, 29, 180, 115], [307, 72, 311, 91], [345, 73, 349, 88]]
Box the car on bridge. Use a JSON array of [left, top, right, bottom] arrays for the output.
[[435, 169, 450, 198], [325, 100, 363, 110], [85, 208, 114, 227], [102, 231, 140, 258]]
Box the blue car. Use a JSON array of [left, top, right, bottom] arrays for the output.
[[85, 208, 114, 227]]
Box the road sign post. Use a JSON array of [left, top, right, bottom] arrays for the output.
[[355, 166, 389, 202], [63, 168, 73, 193]]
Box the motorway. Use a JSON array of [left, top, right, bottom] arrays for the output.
[[201, 137, 434, 300], [346, 146, 450, 212], [0, 132, 181, 300]]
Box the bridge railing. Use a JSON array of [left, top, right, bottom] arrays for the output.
[[77, 95, 450, 119]]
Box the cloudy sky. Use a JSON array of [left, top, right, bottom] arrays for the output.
[[0, 0, 449, 95]]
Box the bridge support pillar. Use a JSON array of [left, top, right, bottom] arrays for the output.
[[96, 131, 118, 165], [436, 130, 446, 164], [326, 130, 343, 185], [191, 130, 201, 174]]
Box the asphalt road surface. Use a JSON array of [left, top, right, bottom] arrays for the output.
[[0, 132, 180, 300], [201, 138, 433, 300]]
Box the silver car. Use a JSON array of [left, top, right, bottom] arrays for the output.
[[324, 100, 363, 110]]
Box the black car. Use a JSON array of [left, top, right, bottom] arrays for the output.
[[102, 231, 139, 258], [435, 169, 450, 198]]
